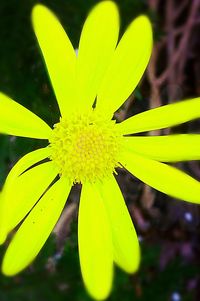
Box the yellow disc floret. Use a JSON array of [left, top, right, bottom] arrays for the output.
[[49, 109, 123, 185]]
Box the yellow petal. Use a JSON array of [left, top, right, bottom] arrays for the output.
[[0, 161, 58, 244], [78, 183, 113, 300], [2, 177, 71, 276], [76, 1, 119, 111], [121, 150, 200, 204], [123, 135, 200, 162], [32, 5, 76, 117], [0, 148, 50, 244], [97, 176, 140, 273], [97, 15, 152, 117], [4, 148, 51, 186], [118, 97, 200, 135], [0, 93, 52, 139]]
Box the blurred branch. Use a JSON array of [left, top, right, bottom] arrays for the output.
[[53, 203, 77, 249], [148, 0, 200, 97], [140, 0, 200, 208]]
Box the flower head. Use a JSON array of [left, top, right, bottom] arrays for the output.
[[0, 1, 200, 300], [49, 111, 123, 184]]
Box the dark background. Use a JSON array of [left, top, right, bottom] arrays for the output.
[[0, 0, 200, 300]]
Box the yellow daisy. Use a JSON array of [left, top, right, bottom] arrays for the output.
[[0, 1, 200, 300]]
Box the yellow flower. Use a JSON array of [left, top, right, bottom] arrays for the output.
[[0, 1, 200, 300]]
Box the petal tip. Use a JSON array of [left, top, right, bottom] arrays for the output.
[[31, 4, 52, 24], [0, 232, 7, 245], [93, 0, 118, 10], [86, 281, 113, 301], [126, 250, 141, 274], [132, 14, 153, 38], [32, 3, 47, 14], [1, 257, 16, 277], [88, 0, 119, 22]]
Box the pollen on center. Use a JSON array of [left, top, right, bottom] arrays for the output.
[[48, 110, 123, 185]]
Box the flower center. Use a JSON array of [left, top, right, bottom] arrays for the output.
[[48, 110, 123, 185]]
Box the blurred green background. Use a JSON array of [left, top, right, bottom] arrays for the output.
[[0, 0, 200, 300]]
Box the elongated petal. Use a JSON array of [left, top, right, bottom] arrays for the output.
[[121, 150, 200, 204], [78, 183, 113, 300], [97, 15, 152, 117], [2, 177, 71, 276], [4, 148, 51, 186], [118, 97, 200, 135], [0, 162, 58, 244], [32, 5, 76, 117], [97, 176, 140, 273], [76, 1, 119, 111], [123, 135, 200, 162], [0, 147, 50, 243], [0, 93, 52, 139]]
